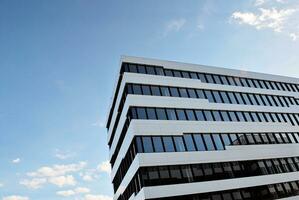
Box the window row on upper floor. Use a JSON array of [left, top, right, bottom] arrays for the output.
[[130, 107, 299, 126], [151, 181, 299, 200], [119, 156, 299, 200], [110, 106, 299, 169], [112, 132, 299, 192], [122, 62, 299, 93], [127, 83, 298, 107]]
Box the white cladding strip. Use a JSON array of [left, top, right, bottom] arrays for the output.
[[107, 72, 299, 138], [113, 144, 299, 199], [136, 172, 299, 200], [121, 56, 299, 84], [109, 95, 299, 156], [111, 120, 298, 177]]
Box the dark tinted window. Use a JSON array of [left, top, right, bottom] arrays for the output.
[[174, 137, 186, 152], [184, 135, 196, 151], [156, 108, 167, 120], [143, 137, 154, 153], [163, 137, 175, 152], [166, 109, 177, 120], [153, 137, 164, 152], [137, 107, 147, 119]]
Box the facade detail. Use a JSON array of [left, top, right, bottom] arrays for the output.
[[106, 56, 299, 200]]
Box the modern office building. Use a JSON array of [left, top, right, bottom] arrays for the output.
[[106, 56, 299, 200]]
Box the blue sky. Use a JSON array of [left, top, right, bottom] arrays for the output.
[[0, 0, 299, 199]]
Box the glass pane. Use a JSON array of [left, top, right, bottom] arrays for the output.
[[242, 93, 252, 105], [195, 110, 206, 121], [160, 86, 170, 96], [212, 91, 223, 103], [190, 72, 198, 79], [213, 134, 224, 150], [163, 137, 175, 152], [184, 135, 196, 151], [213, 75, 222, 84], [152, 137, 164, 152], [220, 111, 230, 121], [196, 89, 205, 99], [206, 74, 215, 83], [142, 85, 151, 95], [194, 134, 206, 151], [227, 92, 237, 104], [220, 91, 230, 103], [151, 86, 161, 96], [142, 137, 154, 153], [203, 134, 215, 150], [138, 65, 146, 74], [228, 111, 237, 121], [135, 137, 143, 152], [212, 111, 222, 121], [186, 110, 196, 120], [169, 87, 180, 97], [204, 110, 214, 121], [166, 109, 177, 120], [137, 107, 147, 119], [133, 85, 142, 94], [146, 108, 157, 119], [174, 136, 186, 152], [235, 93, 245, 104], [146, 66, 156, 75], [187, 89, 197, 98], [205, 90, 215, 102], [221, 134, 231, 146], [164, 69, 173, 77], [176, 109, 187, 120], [220, 76, 229, 85], [248, 94, 258, 105], [156, 108, 167, 120], [181, 71, 190, 78], [179, 88, 189, 98]]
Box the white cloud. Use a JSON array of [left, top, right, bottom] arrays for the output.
[[56, 187, 90, 197], [164, 18, 186, 36], [49, 175, 76, 187], [27, 162, 86, 177], [231, 5, 299, 40], [12, 158, 21, 164], [54, 149, 75, 160], [97, 161, 111, 174], [84, 194, 112, 200], [232, 8, 296, 32], [3, 196, 29, 200], [81, 174, 94, 182], [0, 182, 3, 187], [19, 178, 47, 189]]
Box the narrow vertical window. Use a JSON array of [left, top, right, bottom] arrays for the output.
[[194, 134, 206, 151], [142, 137, 154, 153]]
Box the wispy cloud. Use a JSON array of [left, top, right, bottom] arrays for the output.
[[56, 187, 90, 197], [231, 1, 299, 41], [12, 158, 21, 164], [163, 18, 186, 36], [19, 178, 46, 189], [3, 196, 29, 200], [54, 149, 76, 160], [0, 182, 4, 187]]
